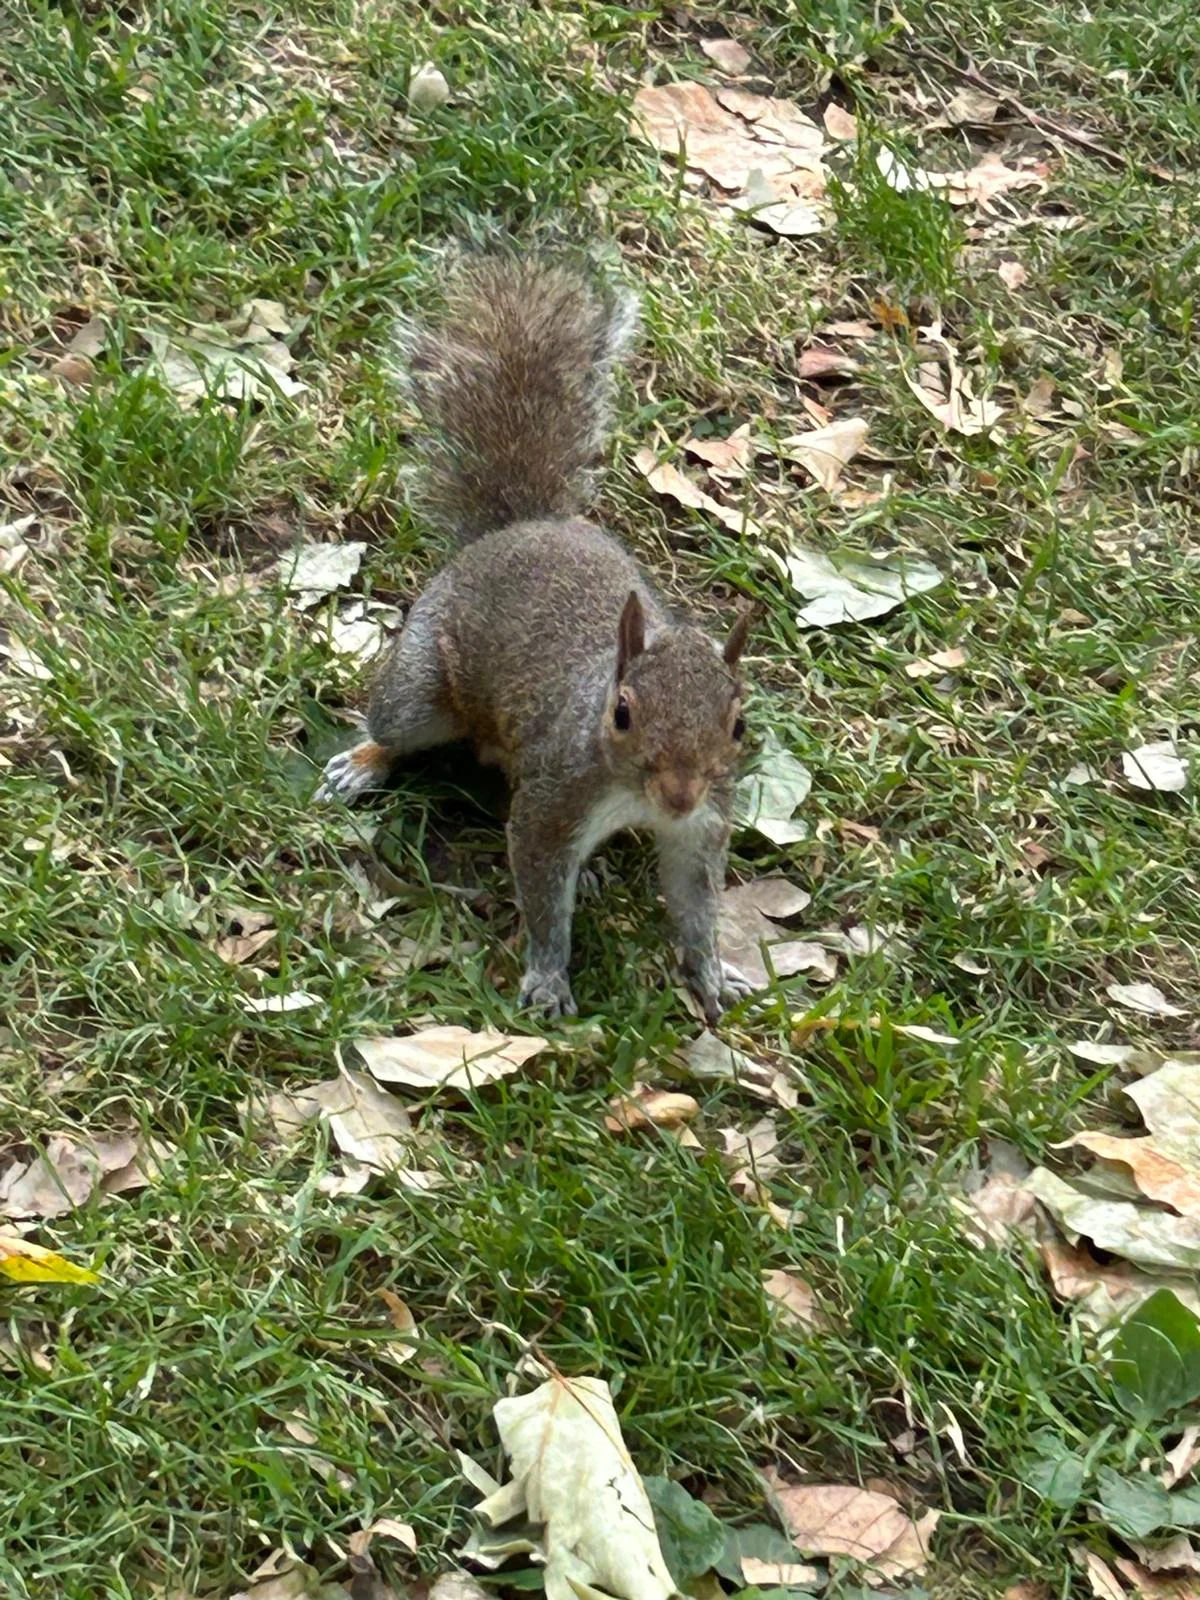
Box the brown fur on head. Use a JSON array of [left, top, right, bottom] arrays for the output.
[[605, 592, 748, 818]]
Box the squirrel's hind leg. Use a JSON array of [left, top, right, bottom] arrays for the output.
[[315, 601, 463, 802]]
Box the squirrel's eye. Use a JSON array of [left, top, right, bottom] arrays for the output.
[[614, 696, 631, 732], [732, 716, 746, 741]]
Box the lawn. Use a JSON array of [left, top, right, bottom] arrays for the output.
[[2, 2, 1200, 1597]]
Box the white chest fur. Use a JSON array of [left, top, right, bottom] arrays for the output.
[[572, 787, 717, 863]]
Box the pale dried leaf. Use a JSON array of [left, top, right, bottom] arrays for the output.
[[357, 1026, 549, 1093], [1133, 1535, 1200, 1574], [1075, 1547, 1126, 1600], [69, 315, 109, 356], [605, 1085, 700, 1133], [1027, 1167, 1200, 1273], [1040, 1238, 1200, 1330], [1107, 982, 1186, 1018], [682, 425, 753, 478], [719, 875, 834, 991], [762, 1268, 824, 1331], [768, 1477, 939, 1578], [634, 448, 758, 536], [822, 103, 858, 140], [797, 344, 860, 378], [239, 990, 320, 1014], [700, 37, 752, 74], [478, 1374, 675, 1600], [741, 1559, 821, 1586], [279, 541, 366, 597], [674, 1033, 801, 1110], [1058, 1132, 1200, 1219], [633, 82, 822, 191], [998, 260, 1029, 290], [905, 363, 1003, 436], [349, 1518, 418, 1559], [0, 515, 35, 576], [733, 735, 812, 845], [1163, 1428, 1200, 1490], [945, 86, 1001, 124], [1116, 1558, 1200, 1598], [429, 1573, 492, 1600], [964, 1171, 1038, 1245], [0, 1132, 142, 1219], [1124, 742, 1188, 793], [766, 544, 942, 628], [729, 168, 829, 237], [780, 417, 869, 493], [409, 61, 450, 112], [213, 927, 276, 965]]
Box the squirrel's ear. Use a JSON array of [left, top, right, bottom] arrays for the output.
[[616, 590, 646, 680], [723, 600, 759, 666]]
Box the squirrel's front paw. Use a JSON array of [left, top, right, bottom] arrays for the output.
[[686, 956, 752, 1026], [519, 968, 577, 1019], [315, 740, 390, 803]]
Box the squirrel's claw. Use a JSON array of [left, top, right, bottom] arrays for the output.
[[315, 741, 390, 804], [519, 968, 577, 1019], [688, 957, 755, 1025]]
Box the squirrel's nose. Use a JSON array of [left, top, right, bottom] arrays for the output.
[[655, 772, 706, 816]]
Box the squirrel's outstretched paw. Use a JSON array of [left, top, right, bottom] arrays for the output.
[[719, 961, 755, 1005], [519, 968, 577, 1019], [315, 740, 391, 803]]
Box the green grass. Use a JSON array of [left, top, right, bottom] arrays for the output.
[[3, 0, 1200, 1595]]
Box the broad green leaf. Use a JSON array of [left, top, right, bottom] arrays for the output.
[[1025, 1447, 1086, 1510], [644, 1477, 727, 1585], [1169, 1484, 1200, 1527], [1111, 1288, 1200, 1421], [1095, 1467, 1172, 1540]]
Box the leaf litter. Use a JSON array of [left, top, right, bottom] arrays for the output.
[[0, 1131, 169, 1219], [733, 734, 812, 846], [718, 874, 837, 989], [764, 1470, 940, 1582], [632, 81, 832, 238], [634, 447, 759, 536], [143, 298, 304, 405]]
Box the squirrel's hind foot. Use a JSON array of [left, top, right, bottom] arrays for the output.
[[519, 967, 578, 1019], [315, 739, 393, 803]]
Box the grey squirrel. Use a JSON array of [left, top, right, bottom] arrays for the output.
[[318, 257, 753, 1021]]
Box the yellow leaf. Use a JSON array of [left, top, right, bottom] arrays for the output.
[[0, 1233, 99, 1284]]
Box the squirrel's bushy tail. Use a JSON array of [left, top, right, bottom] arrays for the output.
[[397, 257, 638, 542]]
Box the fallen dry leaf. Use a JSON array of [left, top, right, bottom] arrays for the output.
[[1027, 1167, 1200, 1275], [742, 1558, 821, 1587], [906, 646, 968, 678], [766, 544, 942, 628], [378, 1288, 419, 1365], [409, 61, 450, 113], [213, 925, 276, 965], [797, 344, 860, 379], [0, 515, 36, 576], [1107, 982, 1186, 1019], [944, 86, 1001, 125], [721, 1118, 781, 1189], [357, 1026, 549, 1093], [780, 417, 869, 493], [1124, 742, 1188, 793], [68, 315, 108, 357], [475, 1374, 675, 1600], [144, 300, 303, 407], [1163, 1428, 1200, 1490], [1075, 1547, 1126, 1600], [700, 37, 752, 75], [239, 989, 320, 1014], [998, 260, 1029, 291], [0, 1131, 162, 1220], [278, 540, 366, 602], [762, 1268, 825, 1331], [605, 1085, 700, 1134], [1057, 1131, 1200, 1219], [634, 447, 758, 536], [350, 1517, 419, 1559], [904, 331, 1004, 437], [963, 1170, 1039, 1246], [429, 1574, 491, 1600], [734, 734, 812, 846], [822, 102, 858, 140], [1132, 1536, 1200, 1575], [767, 1476, 940, 1580], [682, 424, 753, 479], [879, 147, 1047, 212], [719, 876, 834, 990], [673, 1032, 802, 1110], [1115, 1558, 1200, 1599]]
